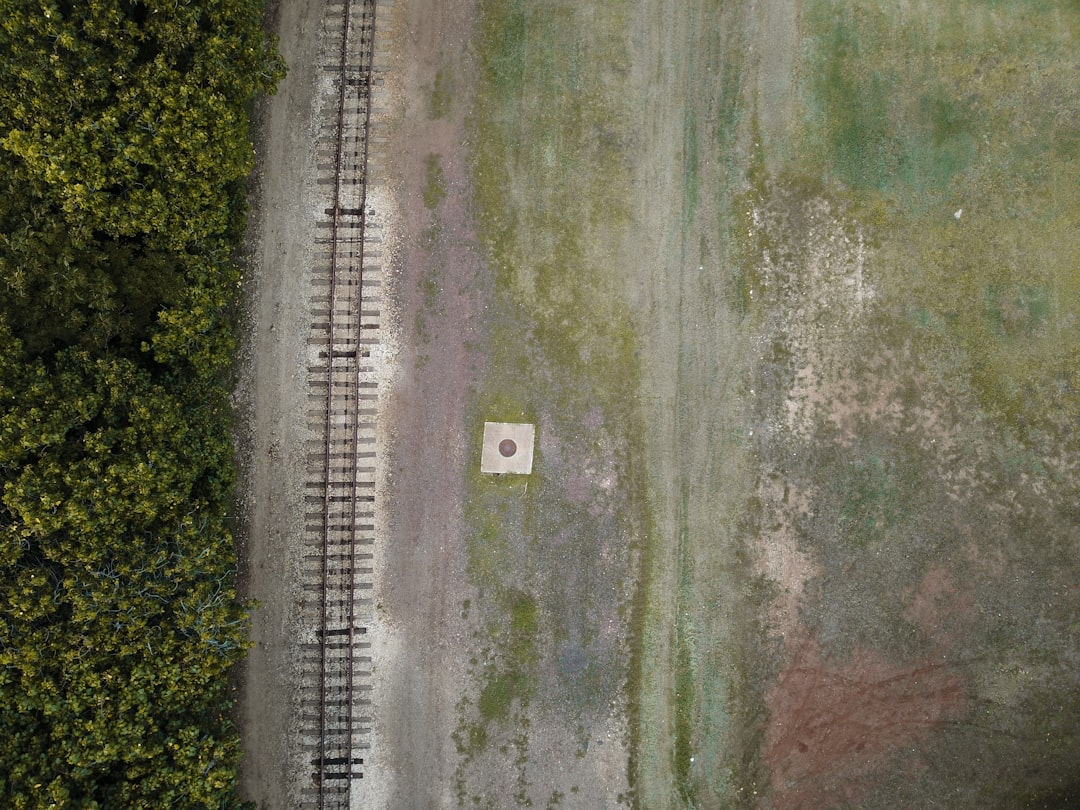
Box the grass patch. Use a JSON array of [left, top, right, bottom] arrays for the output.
[[478, 671, 522, 722], [429, 67, 454, 119], [794, 0, 1080, 442], [733, 2, 1080, 798], [836, 454, 909, 546], [423, 153, 447, 210], [672, 486, 697, 803]]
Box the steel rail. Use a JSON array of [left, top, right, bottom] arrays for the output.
[[316, 0, 350, 790], [317, 0, 377, 805], [345, 0, 377, 805]]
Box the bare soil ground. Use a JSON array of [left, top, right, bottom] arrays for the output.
[[237, 0, 1080, 808], [364, 1, 488, 805], [233, 0, 327, 806], [374, 1, 643, 805]]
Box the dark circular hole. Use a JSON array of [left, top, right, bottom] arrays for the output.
[[498, 438, 517, 458]]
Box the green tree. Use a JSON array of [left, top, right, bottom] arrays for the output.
[[0, 331, 249, 806], [0, 0, 283, 249], [0, 0, 282, 803]]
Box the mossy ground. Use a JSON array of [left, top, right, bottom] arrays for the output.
[[452, 0, 1080, 806], [446, 1, 650, 805], [737, 1, 1080, 804]]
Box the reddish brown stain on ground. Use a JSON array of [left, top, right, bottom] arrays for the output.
[[764, 631, 966, 809], [905, 566, 976, 648]]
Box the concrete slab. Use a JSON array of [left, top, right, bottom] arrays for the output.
[[480, 422, 535, 474]]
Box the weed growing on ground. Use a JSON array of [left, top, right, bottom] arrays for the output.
[[733, 1, 1080, 800], [428, 67, 454, 119], [422, 153, 447, 210], [455, 1, 652, 802]]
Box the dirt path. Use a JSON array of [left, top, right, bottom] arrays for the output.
[[624, 2, 803, 804], [367, 1, 795, 805], [234, 0, 327, 806], [363, 1, 484, 806]]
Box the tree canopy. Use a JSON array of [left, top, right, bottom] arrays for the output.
[[0, 0, 279, 248], [0, 0, 282, 805]]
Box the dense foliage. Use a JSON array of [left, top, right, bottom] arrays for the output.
[[0, 0, 282, 806]]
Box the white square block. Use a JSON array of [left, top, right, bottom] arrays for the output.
[[480, 422, 535, 474]]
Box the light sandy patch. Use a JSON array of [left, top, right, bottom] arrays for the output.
[[750, 196, 875, 444], [758, 476, 820, 637], [748, 195, 876, 632]]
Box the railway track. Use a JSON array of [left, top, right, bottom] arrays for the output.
[[300, 0, 383, 806]]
